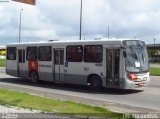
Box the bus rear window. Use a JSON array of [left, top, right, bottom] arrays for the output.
[[26, 47, 38, 60], [7, 47, 16, 60], [84, 45, 103, 63]]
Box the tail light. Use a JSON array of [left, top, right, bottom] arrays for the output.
[[129, 74, 138, 81]]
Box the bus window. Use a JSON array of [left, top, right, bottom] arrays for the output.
[[84, 45, 103, 63], [123, 40, 149, 73], [7, 47, 16, 60], [66, 46, 83, 62], [18, 50, 23, 63], [26, 47, 38, 60], [60, 50, 64, 65], [38, 46, 51, 61]]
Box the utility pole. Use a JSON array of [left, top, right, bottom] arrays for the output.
[[79, 0, 82, 40], [107, 26, 110, 39], [19, 9, 23, 43], [153, 38, 156, 56]]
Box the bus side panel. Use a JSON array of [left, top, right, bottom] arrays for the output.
[[6, 60, 18, 77], [82, 63, 104, 84], [64, 62, 104, 85], [24, 60, 29, 78], [64, 62, 87, 85], [38, 61, 52, 81]]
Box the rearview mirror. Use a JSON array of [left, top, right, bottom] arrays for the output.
[[123, 51, 127, 57]]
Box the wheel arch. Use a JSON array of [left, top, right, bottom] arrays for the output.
[[87, 74, 102, 83]]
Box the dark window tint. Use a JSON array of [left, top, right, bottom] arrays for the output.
[[26, 47, 37, 60], [18, 50, 23, 63], [54, 50, 64, 65], [84, 45, 103, 63], [54, 50, 59, 64], [7, 47, 16, 60], [60, 50, 64, 65], [38, 46, 51, 61], [66, 46, 83, 62], [18, 50, 25, 63], [23, 50, 25, 63]]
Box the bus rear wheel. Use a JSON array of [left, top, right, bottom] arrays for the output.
[[89, 75, 102, 91], [30, 71, 39, 83]]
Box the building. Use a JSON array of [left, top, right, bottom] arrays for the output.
[[147, 44, 160, 62], [0, 46, 6, 59]]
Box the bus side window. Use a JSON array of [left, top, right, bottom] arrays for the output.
[[7, 47, 16, 60], [38, 46, 51, 61], [66, 45, 83, 62], [26, 47, 38, 61], [84, 45, 103, 63]]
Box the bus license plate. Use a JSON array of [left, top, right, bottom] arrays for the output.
[[138, 83, 144, 87], [143, 77, 147, 81]]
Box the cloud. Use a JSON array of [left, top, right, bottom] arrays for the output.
[[0, 0, 160, 45], [37, 0, 112, 38], [0, 1, 58, 44]]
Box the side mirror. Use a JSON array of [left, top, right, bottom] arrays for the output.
[[123, 51, 127, 57]]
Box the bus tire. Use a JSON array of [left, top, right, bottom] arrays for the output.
[[30, 71, 39, 83], [89, 75, 102, 91]]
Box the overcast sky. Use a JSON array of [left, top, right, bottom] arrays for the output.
[[0, 0, 160, 45]]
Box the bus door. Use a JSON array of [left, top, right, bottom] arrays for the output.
[[18, 49, 26, 77], [53, 49, 64, 82], [106, 48, 120, 87]]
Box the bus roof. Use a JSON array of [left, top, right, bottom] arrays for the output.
[[6, 38, 141, 47]]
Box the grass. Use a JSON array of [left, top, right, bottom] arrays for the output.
[[0, 59, 5, 67], [149, 62, 160, 64], [0, 89, 123, 118], [149, 67, 160, 76]]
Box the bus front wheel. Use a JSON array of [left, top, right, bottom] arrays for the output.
[[89, 75, 102, 91], [30, 71, 39, 83]]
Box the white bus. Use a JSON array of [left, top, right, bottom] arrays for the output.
[[6, 38, 150, 90]]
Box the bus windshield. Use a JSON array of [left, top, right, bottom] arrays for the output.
[[123, 40, 149, 73]]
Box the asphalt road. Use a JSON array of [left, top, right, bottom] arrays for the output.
[[150, 64, 160, 68], [0, 67, 160, 113], [0, 67, 5, 73]]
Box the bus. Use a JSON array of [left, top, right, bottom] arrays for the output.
[[0, 46, 6, 56], [6, 38, 150, 91]]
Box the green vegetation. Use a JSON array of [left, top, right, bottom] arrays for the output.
[[149, 67, 160, 76], [149, 62, 160, 64], [0, 59, 5, 67], [0, 89, 123, 118]]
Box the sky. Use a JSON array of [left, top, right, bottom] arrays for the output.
[[0, 0, 160, 45]]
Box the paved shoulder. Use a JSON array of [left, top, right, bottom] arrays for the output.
[[150, 64, 160, 68]]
